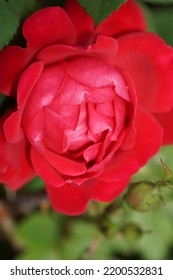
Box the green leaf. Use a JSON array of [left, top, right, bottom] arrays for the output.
[[0, 0, 41, 50], [60, 220, 99, 260], [15, 212, 57, 259], [0, 0, 19, 50], [78, 0, 128, 25], [143, 0, 173, 3], [150, 6, 173, 46], [8, 0, 41, 18]]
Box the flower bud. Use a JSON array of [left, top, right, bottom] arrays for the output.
[[120, 223, 143, 241], [125, 181, 161, 212]]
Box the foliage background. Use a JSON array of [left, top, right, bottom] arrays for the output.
[[1, 0, 173, 260]]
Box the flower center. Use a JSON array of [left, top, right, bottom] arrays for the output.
[[23, 57, 133, 167]]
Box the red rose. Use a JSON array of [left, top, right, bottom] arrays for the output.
[[0, 0, 173, 215]]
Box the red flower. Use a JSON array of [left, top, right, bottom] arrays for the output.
[[0, 0, 173, 215]]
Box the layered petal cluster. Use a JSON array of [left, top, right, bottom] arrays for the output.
[[0, 0, 173, 215]]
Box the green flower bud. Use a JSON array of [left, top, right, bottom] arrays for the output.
[[125, 181, 161, 212], [120, 223, 143, 241]]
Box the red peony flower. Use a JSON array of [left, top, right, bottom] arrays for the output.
[[0, 0, 173, 215]]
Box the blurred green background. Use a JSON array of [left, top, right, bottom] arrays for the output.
[[1, 0, 173, 260]]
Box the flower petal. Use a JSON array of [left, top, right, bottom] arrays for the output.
[[99, 106, 163, 182], [96, 0, 146, 37], [24, 109, 45, 153], [86, 178, 129, 202], [44, 107, 69, 154], [65, 103, 90, 151], [37, 36, 119, 65], [3, 62, 44, 143], [116, 32, 173, 112], [154, 110, 173, 145], [0, 46, 32, 96], [23, 7, 76, 50], [68, 57, 121, 88], [44, 149, 87, 176], [0, 114, 35, 190], [88, 103, 114, 134], [46, 177, 129, 215], [23, 62, 66, 122], [3, 111, 25, 143], [58, 75, 88, 105], [17, 61, 44, 108], [46, 182, 90, 215], [65, 0, 94, 45], [88, 36, 119, 64], [31, 148, 65, 187], [0, 6, 76, 96]]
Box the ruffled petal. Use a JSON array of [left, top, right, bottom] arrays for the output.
[[65, 103, 90, 151], [68, 57, 121, 88], [88, 35, 119, 64], [64, 0, 94, 45], [0, 6, 76, 96], [17, 61, 44, 108], [44, 107, 68, 154], [83, 142, 102, 163], [46, 177, 129, 215], [0, 46, 32, 96], [116, 32, 173, 112], [88, 103, 114, 134], [31, 148, 65, 187], [154, 110, 173, 145], [86, 178, 129, 202], [23, 7, 76, 50], [3, 62, 44, 143], [3, 111, 25, 144], [46, 182, 90, 215], [24, 109, 45, 153], [37, 35, 118, 66], [119, 70, 137, 150], [37, 44, 83, 64], [23, 62, 66, 122], [96, 0, 146, 38], [44, 149, 87, 176], [0, 114, 35, 190], [58, 75, 88, 105], [99, 106, 163, 182]]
